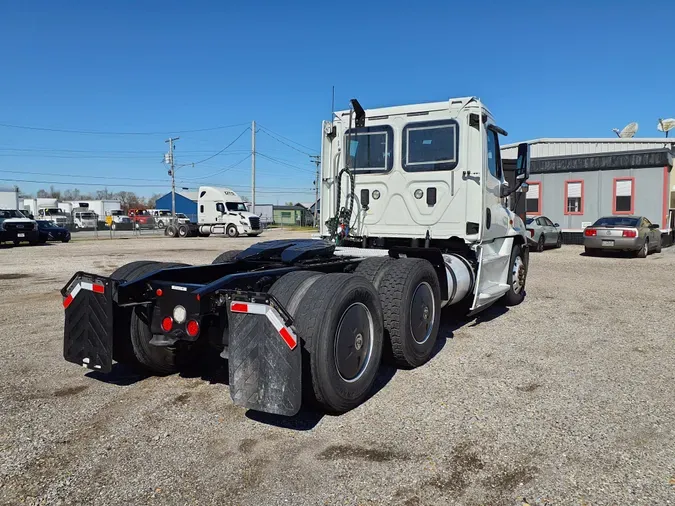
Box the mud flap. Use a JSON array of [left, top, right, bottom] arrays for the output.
[[227, 300, 302, 416], [62, 273, 115, 373]]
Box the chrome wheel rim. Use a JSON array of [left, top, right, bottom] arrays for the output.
[[512, 256, 525, 294], [334, 302, 374, 383], [410, 282, 435, 345]]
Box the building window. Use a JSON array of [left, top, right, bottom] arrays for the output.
[[613, 177, 634, 214], [526, 182, 541, 215], [564, 180, 584, 215]]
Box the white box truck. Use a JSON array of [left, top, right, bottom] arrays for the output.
[[0, 187, 20, 210], [35, 198, 71, 227]]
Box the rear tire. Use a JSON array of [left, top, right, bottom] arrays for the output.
[[165, 225, 178, 238], [226, 224, 238, 238], [375, 258, 441, 368], [537, 235, 545, 252], [353, 256, 394, 289], [110, 261, 191, 373], [279, 273, 384, 414], [656, 239, 662, 253], [585, 247, 598, 256], [178, 224, 189, 237], [636, 239, 648, 258], [501, 244, 527, 306], [212, 250, 243, 264]]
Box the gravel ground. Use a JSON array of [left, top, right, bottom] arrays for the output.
[[0, 232, 674, 506]]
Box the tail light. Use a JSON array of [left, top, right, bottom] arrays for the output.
[[622, 229, 637, 238], [186, 320, 200, 337], [528, 229, 534, 237], [584, 228, 597, 237], [161, 317, 173, 332]]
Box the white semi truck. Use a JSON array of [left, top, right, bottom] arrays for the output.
[[61, 96, 530, 418], [164, 186, 262, 238]]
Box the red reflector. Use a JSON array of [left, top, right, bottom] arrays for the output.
[[279, 327, 297, 350], [584, 228, 597, 237], [529, 229, 534, 238], [156, 288, 163, 297], [196, 294, 200, 301], [186, 320, 200, 337], [622, 229, 637, 238], [161, 317, 173, 332], [63, 294, 74, 309], [92, 284, 105, 294], [231, 302, 248, 313]]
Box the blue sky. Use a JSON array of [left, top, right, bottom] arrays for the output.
[[1, 0, 673, 202]]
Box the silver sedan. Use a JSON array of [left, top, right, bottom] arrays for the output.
[[526, 216, 562, 252], [584, 216, 662, 257]]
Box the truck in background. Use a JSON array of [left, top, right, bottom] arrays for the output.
[[128, 209, 155, 230], [71, 204, 98, 230], [105, 209, 133, 230], [0, 209, 39, 245], [0, 187, 20, 210], [165, 187, 262, 238], [35, 198, 70, 227]]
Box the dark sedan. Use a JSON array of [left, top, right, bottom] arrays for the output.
[[37, 220, 71, 243]]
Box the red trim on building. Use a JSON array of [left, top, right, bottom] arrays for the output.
[[563, 179, 584, 215], [663, 166, 670, 228], [527, 181, 542, 216], [612, 177, 635, 215]]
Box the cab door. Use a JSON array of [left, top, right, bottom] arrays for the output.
[[480, 125, 508, 242]]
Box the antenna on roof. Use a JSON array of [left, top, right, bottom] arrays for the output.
[[657, 118, 675, 138], [612, 122, 638, 138]]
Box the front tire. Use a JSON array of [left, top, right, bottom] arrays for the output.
[[502, 244, 527, 306], [226, 224, 239, 238], [556, 233, 562, 248]]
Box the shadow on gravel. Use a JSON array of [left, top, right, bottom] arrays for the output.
[[86, 362, 150, 386], [245, 408, 324, 431], [179, 354, 229, 386], [466, 304, 509, 327]]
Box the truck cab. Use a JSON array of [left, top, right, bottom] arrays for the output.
[[37, 207, 70, 228], [320, 97, 530, 310], [105, 209, 132, 230], [72, 208, 98, 230], [197, 186, 262, 237], [128, 209, 155, 230], [0, 209, 39, 245]]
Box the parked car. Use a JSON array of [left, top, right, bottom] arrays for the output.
[[36, 220, 71, 243], [0, 209, 39, 245], [584, 216, 662, 257], [176, 213, 191, 224], [526, 216, 562, 252]]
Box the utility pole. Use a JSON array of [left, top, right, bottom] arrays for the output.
[[310, 155, 320, 228], [251, 121, 256, 211], [165, 137, 179, 225]]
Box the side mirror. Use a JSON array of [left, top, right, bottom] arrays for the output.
[[554, 223, 560, 227], [650, 223, 660, 229], [516, 142, 530, 181], [499, 180, 510, 198]]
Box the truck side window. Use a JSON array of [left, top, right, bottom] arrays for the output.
[[486, 129, 501, 180], [216, 203, 225, 214], [200, 205, 204, 213]]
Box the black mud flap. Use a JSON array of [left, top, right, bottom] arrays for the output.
[[227, 301, 302, 416], [62, 273, 115, 373]]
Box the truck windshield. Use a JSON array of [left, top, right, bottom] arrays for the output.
[[0, 210, 25, 220], [345, 126, 393, 173], [110, 210, 124, 216], [226, 202, 248, 212], [158, 211, 172, 216], [78, 212, 96, 219], [45, 208, 64, 215], [402, 119, 459, 172]]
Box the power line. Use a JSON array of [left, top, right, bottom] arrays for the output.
[[257, 124, 318, 154], [256, 152, 316, 173], [180, 154, 251, 181], [0, 122, 250, 136], [0, 147, 251, 155], [0, 169, 169, 182], [187, 128, 250, 167], [258, 128, 316, 156]]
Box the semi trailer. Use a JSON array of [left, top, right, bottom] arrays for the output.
[[61, 97, 530, 417]]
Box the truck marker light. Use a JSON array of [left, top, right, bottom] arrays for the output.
[[229, 301, 298, 350], [156, 288, 163, 297], [161, 317, 173, 332], [186, 320, 200, 337], [63, 282, 105, 308]]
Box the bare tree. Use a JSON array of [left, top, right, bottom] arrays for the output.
[[37, 189, 49, 198]]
